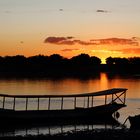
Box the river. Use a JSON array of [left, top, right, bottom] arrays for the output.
[[0, 73, 140, 136]]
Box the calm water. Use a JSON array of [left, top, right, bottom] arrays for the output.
[[0, 73, 140, 136]]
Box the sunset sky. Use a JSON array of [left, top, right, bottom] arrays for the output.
[[0, 0, 140, 63]]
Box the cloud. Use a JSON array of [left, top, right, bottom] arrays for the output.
[[2, 10, 12, 14], [96, 9, 109, 13], [90, 38, 139, 46], [44, 37, 66, 43], [44, 37, 75, 45], [91, 48, 140, 56], [73, 40, 96, 45], [67, 36, 74, 39], [20, 41, 24, 44], [61, 49, 79, 52], [44, 36, 139, 46], [91, 50, 122, 54], [132, 37, 140, 41], [117, 48, 140, 55], [59, 9, 63, 11], [44, 37, 97, 45]]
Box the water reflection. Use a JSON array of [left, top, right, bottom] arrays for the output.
[[0, 123, 122, 137], [0, 73, 140, 99]]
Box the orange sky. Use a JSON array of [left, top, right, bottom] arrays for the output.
[[0, 0, 140, 63]]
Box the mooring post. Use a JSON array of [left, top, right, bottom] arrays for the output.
[[61, 97, 63, 110], [74, 97, 76, 109], [37, 98, 40, 110], [91, 96, 94, 107], [48, 97, 50, 110], [2, 96, 5, 109], [26, 98, 28, 111], [87, 96, 90, 108], [13, 97, 16, 110], [105, 95, 107, 105]]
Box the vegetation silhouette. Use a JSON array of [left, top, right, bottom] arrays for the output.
[[104, 56, 140, 74], [0, 54, 140, 77]]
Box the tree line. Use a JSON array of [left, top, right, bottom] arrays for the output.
[[0, 53, 140, 77], [0, 54, 101, 77], [106, 57, 140, 65]]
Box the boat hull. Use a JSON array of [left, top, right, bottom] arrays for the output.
[[0, 103, 125, 128], [129, 115, 140, 129]]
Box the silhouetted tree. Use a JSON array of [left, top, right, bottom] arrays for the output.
[[128, 57, 140, 65], [4, 55, 26, 67], [90, 56, 101, 65], [27, 55, 49, 73], [71, 53, 91, 66], [106, 57, 130, 65], [0, 56, 4, 71], [106, 57, 114, 65], [114, 58, 129, 65], [0, 56, 4, 64], [48, 54, 65, 67], [49, 54, 63, 61], [28, 55, 48, 65]]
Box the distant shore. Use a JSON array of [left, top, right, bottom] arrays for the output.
[[1, 54, 140, 78]]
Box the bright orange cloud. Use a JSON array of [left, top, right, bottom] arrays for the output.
[[116, 48, 140, 54], [61, 49, 79, 52]]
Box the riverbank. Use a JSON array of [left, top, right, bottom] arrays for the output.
[[1, 129, 140, 140]]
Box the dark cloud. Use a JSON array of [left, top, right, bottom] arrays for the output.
[[44, 37, 97, 45], [96, 9, 109, 13], [61, 49, 79, 52], [132, 37, 140, 40], [44, 37, 75, 45], [67, 36, 74, 39], [4, 10, 12, 14], [59, 9, 63, 11], [44, 36, 139, 46], [44, 37, 67, 44]]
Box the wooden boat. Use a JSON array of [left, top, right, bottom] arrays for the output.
[[0, 88, 127, 127], [129, 114, 140, 129]]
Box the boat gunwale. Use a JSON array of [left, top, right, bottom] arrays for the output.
[[0, 88, 127, 98]]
